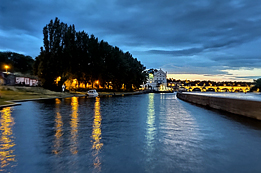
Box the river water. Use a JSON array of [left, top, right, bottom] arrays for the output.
[[1, 93, 261, 173]]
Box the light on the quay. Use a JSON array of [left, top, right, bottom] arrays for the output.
[[55, 76, 61, 85], [4, 65, 9, 73]]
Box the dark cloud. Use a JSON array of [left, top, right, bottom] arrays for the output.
[[0, 0, 261, 80], [236, 76, 261, 80], [148, 48, 204, 56]]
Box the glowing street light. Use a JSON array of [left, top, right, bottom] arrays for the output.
[[96, 80, 99, 89], [5, 65, 9, 73]]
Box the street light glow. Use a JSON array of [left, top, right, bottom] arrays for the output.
[[4, 65, 9, 73]]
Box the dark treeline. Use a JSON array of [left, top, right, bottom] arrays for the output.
[[34, 17, 146, 91], [0, 51, 34, 74], [253, 78, 261, 91]]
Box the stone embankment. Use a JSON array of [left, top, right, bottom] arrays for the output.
[[177, 92, 261, 120]]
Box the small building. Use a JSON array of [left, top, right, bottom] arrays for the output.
[[0, 72, 5, 85], [154, 69, 167, 85], [143, 68, 170, 91], [167, 80, 182, 91], [0, 72, 16, 85], [15, 76, 38, 86]]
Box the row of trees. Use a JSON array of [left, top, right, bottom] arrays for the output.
[[0, 52, 34, 74], [252, 78, 261, 91], [33, 17, 146, 91]]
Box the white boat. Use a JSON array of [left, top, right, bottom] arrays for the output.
[[87, 90, 99, 97]]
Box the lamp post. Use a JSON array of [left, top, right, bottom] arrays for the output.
[[5, 65, 9, 73], [96, 80, 99, 89]]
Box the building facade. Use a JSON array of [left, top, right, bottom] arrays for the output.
[[153, 69, 167, 84], [144, 69, 169, 91]]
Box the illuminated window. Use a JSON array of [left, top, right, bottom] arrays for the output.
[[149, 74, 153, 80]]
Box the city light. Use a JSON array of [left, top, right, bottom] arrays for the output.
[[55, 76, 61, 85], [4, 65, 9, 73]]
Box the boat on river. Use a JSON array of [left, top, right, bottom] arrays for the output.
[[87, 90, 98, 97]]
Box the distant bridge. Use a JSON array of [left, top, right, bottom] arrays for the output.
[[181, 85, 251, 92]]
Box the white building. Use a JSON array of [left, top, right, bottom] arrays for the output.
[[154, 69, 167, 84], [144, 69, 169, 91]]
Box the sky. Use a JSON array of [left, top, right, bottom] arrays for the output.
[[0, 0, 261, 82]]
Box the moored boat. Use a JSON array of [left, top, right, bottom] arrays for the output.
[[87, 90, 98, 97]]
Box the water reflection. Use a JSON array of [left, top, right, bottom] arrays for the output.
[[91, 97, 103, 171], [187, 92, 261, 101], [53, 98, 63, 155], [0, 107, 16, 171], [70, 97, 79, 155], [1, 94, 261, 172], [146, 94, 156, 154]]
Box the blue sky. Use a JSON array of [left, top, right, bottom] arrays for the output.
[[0, 0, 261, 81]]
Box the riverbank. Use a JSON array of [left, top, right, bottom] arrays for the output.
[[0, 86, 145, 107], [177, 92, 261, 120], [0, 86, 81, 107]]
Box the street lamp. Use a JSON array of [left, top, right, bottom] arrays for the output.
[[5, 65, 9, 73], [96, 80, 99, 89]]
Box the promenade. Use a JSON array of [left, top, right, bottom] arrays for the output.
[[177, 92, 261, 120]]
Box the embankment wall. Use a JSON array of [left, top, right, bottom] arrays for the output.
[[177, 92, 261, 120]]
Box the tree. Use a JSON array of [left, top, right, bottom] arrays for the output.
[[254, 78, 261, 91], [0, 51, 34, 74], [34, 17, 146, 91]]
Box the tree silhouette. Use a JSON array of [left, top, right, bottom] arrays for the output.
[[34, 17, 146, 91]]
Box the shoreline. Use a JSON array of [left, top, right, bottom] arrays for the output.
[[0, 86, 147, 108], [177, 92, 261, 120], [0, 93, 86, 108]]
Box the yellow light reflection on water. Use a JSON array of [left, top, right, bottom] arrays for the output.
[[0, 107, 16, 170], [53, 98, 63, 155], [70, 97, 79, 155], [92, 97, 103, 170], [146, 93, 156, 148]]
